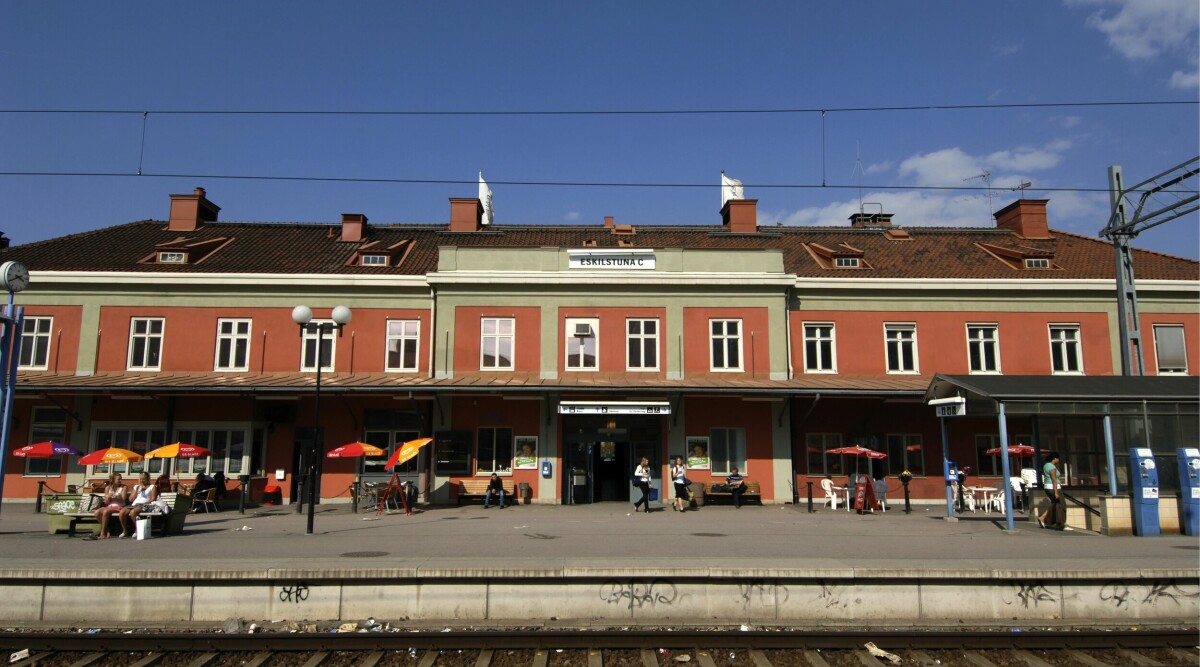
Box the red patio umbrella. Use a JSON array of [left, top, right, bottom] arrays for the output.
[[12, 441, 83, 457], [145, 443, 213, 459], [985, 444, 1040, 457], [825, 445, 887, 478], [326, 442, 387, 458], [78, 447, 144, 466]]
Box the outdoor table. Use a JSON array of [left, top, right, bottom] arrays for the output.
[[832, 486, 852, 512]]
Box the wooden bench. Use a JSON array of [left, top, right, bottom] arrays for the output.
[[61, 492, 194, 537], [702, 480, 762, 505], [457, 478, 518, 505]]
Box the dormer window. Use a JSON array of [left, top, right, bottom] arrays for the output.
[[978, 243, 1057, 271], [804, 242, 869, 270], [835, 257, 860, 269], [158, 251, 186, 264], [360, 254, 388, 267], [1025, 258, 1050, 269]]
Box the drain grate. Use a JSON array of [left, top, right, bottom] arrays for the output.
[[339, 551, 389, 558], [690, 532, 727, 538]]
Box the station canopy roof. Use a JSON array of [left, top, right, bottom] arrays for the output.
[[925, 374, 1200, 416]]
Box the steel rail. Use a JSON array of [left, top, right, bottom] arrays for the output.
[[0, 628, 1194, 652]]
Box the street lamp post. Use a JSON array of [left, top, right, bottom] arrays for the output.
[[292, 304, 352, 535]]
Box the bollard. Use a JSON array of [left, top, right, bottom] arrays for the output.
[[295, 474, 306, 514], [899, 470, 913, 514], [35, 481, 46, 514], [806, 481, 814, 513], [238, 474, 250, 514], [350, 480, 359, 514]]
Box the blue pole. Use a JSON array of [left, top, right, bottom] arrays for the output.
[[0, 302, 25, 515], [997, 402, 1015, 531], [940, 416, 955, 519]]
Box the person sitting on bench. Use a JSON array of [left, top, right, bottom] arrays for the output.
[[727, 467, 747, 508], [484, 472, 506, 509]]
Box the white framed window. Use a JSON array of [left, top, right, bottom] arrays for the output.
[[803, 322, 836, 373], [481, 318, 514, 371], [88, 426, 167, 476], [386, 320, 420, 372], [835, 257, 860, 268], [127, 317, 164, 370], [566, 317, 599, 371], [1153, 325, 1188, 374], [476, 426, 513, 475], [174, 427, 266, 477], [158, 251, 186, 263], [626, 318, 659, 371], [967, 324, 1000, 374], [710, 319, 743, 371], [709, 427, 746, 474], [1024, 258, 1050, 269], [300, 320, 336, 372], [25, 407, 68, 477], [360, 254, 388, 266], [884, 323, 918, 374], [214, 318, 251, 371], [19, 316, 53, 370], [1049, 324, 1083, 374], [885, 434, 925, 477], [806, 432, 843, 475]]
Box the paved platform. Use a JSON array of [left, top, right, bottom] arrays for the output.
[[0, 501, 1196, 626]]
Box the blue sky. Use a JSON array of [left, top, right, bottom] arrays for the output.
[[2, 1, 1197, 259]]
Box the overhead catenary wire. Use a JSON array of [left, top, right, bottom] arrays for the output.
[[0, 170, 1191, 195], [0, 100, 1194, 116]]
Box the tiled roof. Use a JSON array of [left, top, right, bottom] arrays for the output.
[[3, 218, 1196, 281], [16, 371, 930, 396]]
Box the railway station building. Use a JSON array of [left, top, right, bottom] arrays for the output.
[[3, 187, 1197, 512]]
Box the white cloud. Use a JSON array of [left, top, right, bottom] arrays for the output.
[[864, 160, 893, 175], [563, 211, 581, 222], [1072, 0, 1198, 61], [1168, 52, 1200, 89], [1059, 116, 1082, 128], [995, 42, 1023, 57], [898, 148, 981, 186], [763, 138, 1102, 232]]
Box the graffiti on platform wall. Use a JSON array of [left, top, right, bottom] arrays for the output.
[[599, 579, 686, 611], [278, 583, 310, 604], [1004, 582, 1057, 608], [1143, 582, 1199, 607], [737, 581, 789, 611], [1100, 581, 1132, 608]]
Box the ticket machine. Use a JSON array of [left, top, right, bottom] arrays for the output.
[[1177, 448, 1200, 536], [1128, 448, 1160, 537]]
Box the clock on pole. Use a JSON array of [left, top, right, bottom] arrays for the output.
[[0, 261, 29, 293]]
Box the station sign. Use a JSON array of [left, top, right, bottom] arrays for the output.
[[928, 397, 966, 417], [558, 401, 670, 415], [567, 250, 656, 270]]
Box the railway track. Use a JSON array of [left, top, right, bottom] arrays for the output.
[[2, 629, 1196, 667]]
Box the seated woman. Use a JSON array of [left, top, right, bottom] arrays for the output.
[[92, 473, 126, 539], [119, 472, 160, 538]]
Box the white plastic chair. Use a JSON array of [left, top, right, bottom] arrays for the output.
[[1009, 477, 1026, 510], [820, 478, 838, 509], [873, 479, 888, 512], [990, 489, 1005, 512]]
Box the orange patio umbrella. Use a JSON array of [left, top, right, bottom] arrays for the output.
[[385, 437, 432, 468], [78, 447, 144, 465], [145, 443, 213, 459]]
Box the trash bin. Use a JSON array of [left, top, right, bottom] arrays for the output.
[[519, 482, 532, 505], [262, 484, 282, 505], [690, 481, 705, 507]]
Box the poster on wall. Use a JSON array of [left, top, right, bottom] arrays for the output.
[[686, 436, 710, 469], [514, 436, 538, 469]]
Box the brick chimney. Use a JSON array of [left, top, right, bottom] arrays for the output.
[[994, 199, 1051, 239], [449, 198, 484, 232], [849, 212, 894, 228], [340, 213, 367, 242], [168, 187, 220, 232], [604, 216, 614, 228], [721, 198, 758, 234]]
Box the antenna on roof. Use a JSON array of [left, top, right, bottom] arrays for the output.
[[1012, 180, 1033, 199], [963, 170, 994, 222], [853, 142, 866, 214]]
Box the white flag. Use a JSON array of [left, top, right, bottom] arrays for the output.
[[479, 171, 494, 225], [721, 171, 744, 208]]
